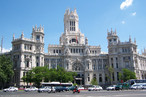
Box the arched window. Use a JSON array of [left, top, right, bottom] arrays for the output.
[[26, 61, 29, 67], [69, 38, 78, 44], [72, 63, 83, 71]]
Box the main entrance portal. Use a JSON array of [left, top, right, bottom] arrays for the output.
[[72, 62, 84, 85]]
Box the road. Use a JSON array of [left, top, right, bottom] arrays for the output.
[[1, 90, 146, 97]]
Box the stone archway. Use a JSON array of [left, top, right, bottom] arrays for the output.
[[72, 62, 83, 72], [72, 61, 84, 85]]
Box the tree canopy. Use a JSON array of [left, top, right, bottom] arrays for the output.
[[119, 68, 137, 82], [0, 55, 14, 89], [22, 66, 77, 87], [90, 78, 98, 85]]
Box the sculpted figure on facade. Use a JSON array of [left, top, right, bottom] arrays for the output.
[[85, 37, 88, 45], [64, 47, 70, 55]]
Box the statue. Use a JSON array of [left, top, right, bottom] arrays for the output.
[[85, 37, 88, 45]]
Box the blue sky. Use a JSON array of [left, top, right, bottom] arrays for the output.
[[0, 0, 146, 53]]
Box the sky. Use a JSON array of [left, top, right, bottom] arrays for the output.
[[0, 0, 146, 53]]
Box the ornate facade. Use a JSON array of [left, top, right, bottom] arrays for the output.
[[2, 9, 146, 87]]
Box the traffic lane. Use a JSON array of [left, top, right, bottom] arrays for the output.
[[1, 90, 146, 97]]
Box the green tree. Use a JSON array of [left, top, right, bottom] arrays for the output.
[[0, 55, 14, 89], [106, 66, 114, 84], [22, 70, 34, 86], [21, 65, 77, 87], [120, 68, 137, 82], [90, 78, 98, 85], [32, 66, 48, 87]]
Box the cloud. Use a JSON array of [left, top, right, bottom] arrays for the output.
[[120, 0, 133, 10], [121, 21, 125, 24], [0, 47, 12, 53], [132, 12, 136, 16]]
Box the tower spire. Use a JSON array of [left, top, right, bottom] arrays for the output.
[[21, 31, 24, 38], [115, 28, 117, 34], [111, 28, 113, 33], [13, 34, 15, 40], [129, 35, 131, 42], [134, 38, 136, 44]]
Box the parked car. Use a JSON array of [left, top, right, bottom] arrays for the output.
[[78, 86, 84, 90], [88, 86, 96, 91], [106, 85, 116, 91], [130, 85, 142, 90], [3, 87, 18, 92], [142, 85, 146, 89], [94, 85, 103, 91], [115, 84, 123, 90], [88, 85, 102, 91], [38, 86, 52, 93], [68, 86, 75, 91], [55, 86, 68, 92], [48, 87, 56, 93], [24, 87, 38, 92]]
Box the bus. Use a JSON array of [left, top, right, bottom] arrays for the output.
[[127, 79, 146, 86], [41, 82, 73, 87]]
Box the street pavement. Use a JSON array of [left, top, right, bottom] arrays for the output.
[[1, 90, 146, 97]]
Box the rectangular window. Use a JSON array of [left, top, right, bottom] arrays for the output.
[[76, 49, 78, 53], [117, 72, 119, 81], [112, 73, 115, 81], [59, 50, 61, 53], [112, 63, 114, 68], [36, 35, 40, 40], [36, 56, 39, 60], [26, 61, 29, 67], [70, 21, 71, 26], [88, 64, 89, 69], [82, 49, 83, 53], [37, 63, 39, 67], [23, 72, 25, 76], [116, 63, 118, 68], [88, 77, 90, 81], [73, 49, 75, 53], [24, 45, 26, 50]]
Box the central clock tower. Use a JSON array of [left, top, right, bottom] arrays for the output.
[[64, 8, 79, 33], [60, 8, 85, 45]]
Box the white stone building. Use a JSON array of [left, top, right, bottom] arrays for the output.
[[2, 9, 146, 87]]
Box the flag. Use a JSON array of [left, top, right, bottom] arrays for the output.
[[76, 35, 78, 43]]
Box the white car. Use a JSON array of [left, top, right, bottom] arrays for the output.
[[94, 85, 103, 91], [24, 87, 38, 92], [3, 87, 18, 92], [106, 85, 116, 91], [78, 86, 84, 90], [48, 87, 56, 93], [38, 86, 55, 93], [130, 85, 142, 90], [88, 86, 96, 91], [142, 85, 146, 89]]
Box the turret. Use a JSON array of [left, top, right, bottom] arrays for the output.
[[107, 28, 119, 45], [32, 25, 44, 43]]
